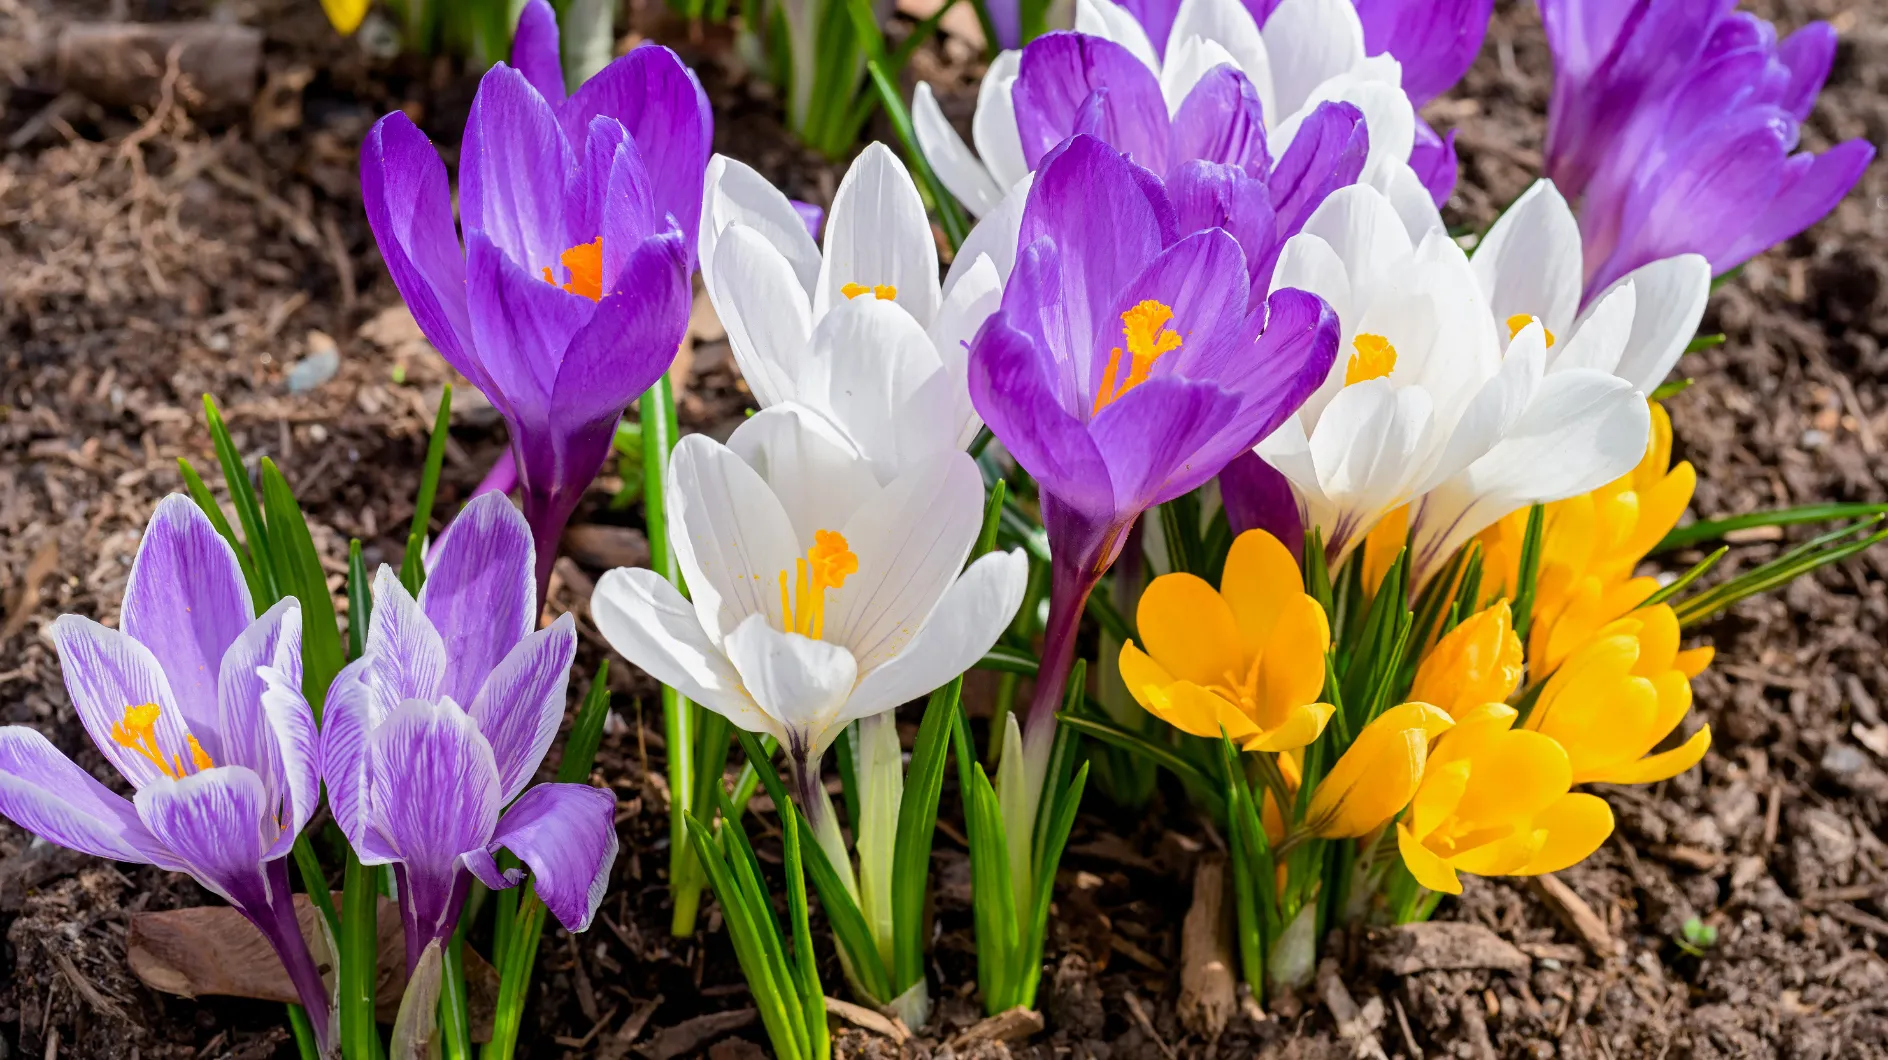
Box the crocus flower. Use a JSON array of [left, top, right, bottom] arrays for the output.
[[590, 407, 1028, 861], [1220, 449, 1304, 553], [697, 144, 1003, 475], [0, 496, 331, 1049], [1258, 180, 1649, 580], [1541, 0, 1874, 295], [1396, 704, 1614, 895], [1120, 530, 1334, 750], [969, 134, 1340, 754], [1524, 603, 1714, 785], [1349, 0, 1492, 110], [1305, 701, 1454, 837], [1481, 401, 1695, 674], [361, 47, 698, 601], [321, 493, 617, 968], [1408, 601, 1523, 720]]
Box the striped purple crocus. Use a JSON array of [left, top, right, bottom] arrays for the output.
[[1541, 0, 1874, 297], [361, 28, 701, 601], [320, 494, 616, 971], [0, 496, 331, 1050], [968, 134, 1339, 768]]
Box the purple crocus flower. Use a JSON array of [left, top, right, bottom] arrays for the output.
[[362, 42, 698, 601], [1220, 448, 1303, 554], [1541, 0, 1874, 296], [968, 134, 1340, 758], [321, 493, 616, 969], [1350, 0, 1492, 108], [0, 496, 331, 1049]]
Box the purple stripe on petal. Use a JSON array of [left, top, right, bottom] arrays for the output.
[[0, 727, 163, 864], [1091, 375, 1242, 509], [1167, 160, 1278, 302], [421, 494, 538, 708], [214, 598, 318, 851], [318, 658, 395, 860], [1716, 139, 1874, 274], [510, 0, 568, 106], [1168, 66, 1271, 175], [560, 45, 714, 267], [121, 495, 253, 749], [598, 135, 664, 288], [48, 615, 192, 789], [361, 114, 477, 379], [362, 566, 447, 720], [134, 767, 276, 904], [558, 235, 691, 433], [1014, 34, 1171, 175], [464, 231, 597, 424], [474, 783, 618, 932], [367, 700, 501, 945], [461, 63, 574, 277], [561, 117, 634, 260], [468, 615, 576, 804]]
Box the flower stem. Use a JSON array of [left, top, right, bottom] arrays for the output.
[[251, 859, 335, 1056]]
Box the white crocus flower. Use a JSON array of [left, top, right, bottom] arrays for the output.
[[593, 404, 1027, 844], [698, 143, 1007, 476], [912, 0, 1424, 218], [1257, 182, 1650, 579]]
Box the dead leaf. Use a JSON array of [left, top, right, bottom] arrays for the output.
[[3, 539, 59, 642]]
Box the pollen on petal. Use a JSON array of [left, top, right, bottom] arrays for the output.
[[1345, 333, 1398, 385]]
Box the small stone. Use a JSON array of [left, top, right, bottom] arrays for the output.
[[286, 331, 340, 393]]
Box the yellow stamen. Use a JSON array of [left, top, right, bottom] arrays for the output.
[[1505, 313, 1556, 347], [1345, 333, 1398, 385], [110, 703, 212, 779], [1092, 299, 1183, 414], [540, 237, 605, 301], [776, 529, 859, 639], [841, 282, 899, 301]]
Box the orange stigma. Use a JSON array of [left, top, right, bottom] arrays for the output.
[[541, 237, 604, 301], [111, 703, 213, 779], [1093, 299, 1184, 414], [841, 282, 898, 301], [777, 529, 859, 640]]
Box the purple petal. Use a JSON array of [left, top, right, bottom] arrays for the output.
[[597, 133, 664, 287], [1174, 287, 1339, 484], [1168, 66, 1270, 174], [120, 495, 253, 750], [214, 598, 318, 852], [510, 0, 567, 106], [465, 230, 596, 424], [560, 45, 714, 266], [0, 726, 164, 864], [460, 63, 574, 276], [48, 615, 193, 789], [319, 658, 397, 862], [1167, 160, 1278, 301], [1352, 0, 1493, 108], [1091, 375, 1241, 509], [553, 234, 690, 433], [468, 615, 576, 804], [968, 314, 1115, 518], [791, 200, 825, 241], [134, 767, 276, 904], [1219, 451, 1303, 551], [1267, 100, 1367, 241], [367, 700, 501, 941], [1409, 121, 1458, 208], [1098, 228, 1251, 394], [360, 113, 476, 380], [1717, 139, 1874, 272], [362, 565, 447, 718], [985, 0, 1023, 50], [420, 493, 539, 707], [1014, 33, 1171, 175], [561, 117, 655, 270], [1777, 22, 1836, 121], [464, 783, 617, 932]]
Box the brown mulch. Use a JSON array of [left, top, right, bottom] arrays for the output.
[[3, 0, 1886, 1057]]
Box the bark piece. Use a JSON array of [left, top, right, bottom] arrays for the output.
[[1530, 873, 1624, 958], [949, 1006, 1043, 1046], [1368, 922, 1529, 976], [1178, 854, 1237, 1038], [824, 997, 910, 1042], [635, 1008, 757, 1060]]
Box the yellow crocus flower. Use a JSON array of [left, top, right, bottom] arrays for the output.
[[1524, 603, 1713, 785], [320, 0, 370, 35], [1480, 401, 1695, 674], [1396, 704, 1615, 895], [1307, 702, 1455, 837], [1119, 531, 1337, 752], [1408, 601, 1524, 719]]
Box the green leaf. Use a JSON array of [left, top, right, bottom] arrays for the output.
[[1055, 708, 1217, 794], [179, 457, 265, 603], [1510, 504, 1546, 643], [258, 459, 346, 717], [1684, 333, 1726, 354], [891, 681, 960, 994], [1654, 502, 1888, 553], [976, 645, 1040, 675], [1018, 759, 1087, 1008], [1637, 547, 1727, 610], [682, 815, 805, 1060], [203, 394, 279, 603], [1650, 378, 1695, 400], [402, 384, 453, 595], [339, 853, 383, 1060], [558, 661, 611, 784], [1672, 517, 1888, 627], [779, 804, 828, 1060]]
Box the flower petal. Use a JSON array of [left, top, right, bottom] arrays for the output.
[[701, 154, 823, 301], [843, 549, 1029, 723], [320, 658, 398, 862], [469, 615, 576, 805], [666, 435, 804, 643], [591, 568, 776, 738], [723, 616, 859, 755], [135, 767, 275, 904], [360, 113, 474, 374], [464, 231, 596, 423], [509, 0, 567, 106], [1137, 571, 1246, 687], [973, 51, 1032, 190], [968, 313, 1115, 518], [467, 783, 618, 932], [420, 492, 537, 707], [815, 143, 943, 326], [798, 297, 960, 482], [1515, 792, 1614, 875], [460, 63, 573, 273], [1014, 33, 1171, 176], [1470, 179, 1583, 341], [368, 699, 502, 938], [553, 233, 690, 431], [726, 405, 881, 547], [1259, 0, 1366, 118], [0, 726, 163, 864], [216, 598, 319, 853], [1593, 253, 1709, 393], [48, 615, 192, 789], [914, 82, 1006, 218]]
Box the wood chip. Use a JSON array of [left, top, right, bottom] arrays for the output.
[[1516, 942, 1585, 964], [1178, 854, 1237, 1038], [1530, 873, 1623, 959], [1368, 922, 1529, 976], [948, 1006, 1043, 1046], [1652, 845, 1724, 872], [1316, 958, 1387, 1060], [635, 1008, 756, 1060], [2, 540, 58, 643], [824, 997, 909, 1042], [1818, 901, 1888, 939]]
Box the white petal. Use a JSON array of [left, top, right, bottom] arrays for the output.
[[591, 568, 777, 739], [1418, 322, 1546, 494], [1259, 0, 1366, 119], [666, 435, 802, 643], [824, 451, 985, 673], [946, 172, 1033, 295], [1169, 0, 1275, 113], [701, 154, 822, 298], [913, 82, 1005, 219], [1075, 0, 1162, 72], [843, 549, 1029, 723], [972, 51, 1030, 191], [724, 615, 858, 754], [710, 226, 814, 408], [928, 253, 1002, 448], [1296, 183, 1417, 308], [1597, 253, 1710, 393], [1161, 37, 1242, 115], [1378, 158, 1447, 243], [1470, 179, 1583, 342], [815, 143, 943, 326], [801, 297, 960, 481], [1382, 230, 1502, 417], [1306, 380, 1436, 557], [1286, 76, 1413, 190], [1549, 281, 1634, 376], [727, 404, 882, 546]]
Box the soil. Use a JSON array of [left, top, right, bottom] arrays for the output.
[[2, 0, 1885, 1057]]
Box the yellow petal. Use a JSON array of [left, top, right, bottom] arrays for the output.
[[1622, 461, 1695, 561], [1245, 701, 1335, 753], [1407, 758, 1470, 840], [1138, 572, 1247, 686], [1451, 826, 1545, 878], [1675, 645, 1715, 679], [1410, 602, 1522, 718], [1515, 793, 1615, 875], [1256, 594, 1331, 723], [1143, 680, 1260, 742], [1630, 604, 1681, 676], [1362, 505, 1409, 596], [1219, 530, 1305, 655], [1310, 703, 1453, 837], [1119, 640, 1176, 712], [1397, 823, 1462, 895], [320, 0, 370, 33], [1453, 730, 1572, 827], [1584, 725, 1712, 785]]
